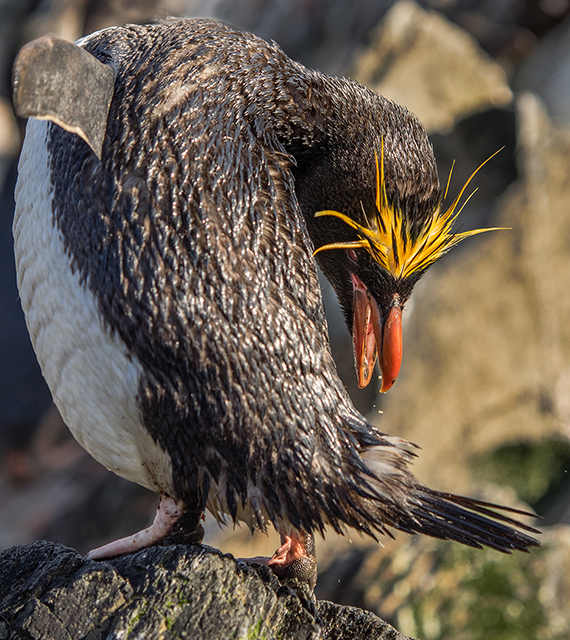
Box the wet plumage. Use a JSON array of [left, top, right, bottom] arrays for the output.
[[13, 19, 538, 574]]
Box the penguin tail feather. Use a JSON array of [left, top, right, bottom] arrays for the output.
[[353, 436, 540, 553], [399, 486, 541, 553]]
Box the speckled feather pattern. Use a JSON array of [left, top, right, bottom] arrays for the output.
[[15, 19, 538, 552], [46, 20, 395, 536]]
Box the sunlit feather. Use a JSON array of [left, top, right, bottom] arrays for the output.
[[314, 145, 507, 280]]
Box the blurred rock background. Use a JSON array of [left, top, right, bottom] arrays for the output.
[[1, 0, 570, 638]]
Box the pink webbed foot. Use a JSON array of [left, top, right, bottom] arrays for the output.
[[86, 496, 204, 560], [244, 530, 317, 589]]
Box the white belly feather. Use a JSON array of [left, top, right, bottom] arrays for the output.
[[13, 119, 174, 497]]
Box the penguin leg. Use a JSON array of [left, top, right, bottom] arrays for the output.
[[86, 496, 204, 560], [245, 530, 317, 589]]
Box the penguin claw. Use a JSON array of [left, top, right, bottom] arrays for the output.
[[241, 530, 317, 589]]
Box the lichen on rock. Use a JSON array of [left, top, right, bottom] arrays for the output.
[[0, 541, 412, 639]]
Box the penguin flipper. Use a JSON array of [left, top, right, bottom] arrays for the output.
[[12, 35, 115, 159]]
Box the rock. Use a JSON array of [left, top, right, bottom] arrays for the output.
[[513, 13, 570, 124], [0, 163, 52, 442], [212, 0, 393, 75], [0, 541, 412, 639], [352, 0, 512, 132], [375, 91, 570, 495], [471, 435, 570, 526], [429, 106, 518, 209], [316, 521, 570, 639]]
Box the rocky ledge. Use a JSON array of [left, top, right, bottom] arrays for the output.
[[0, 541, 410, 639]]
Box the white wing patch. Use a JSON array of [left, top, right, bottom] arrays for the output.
[[13, 119, 174, 497]]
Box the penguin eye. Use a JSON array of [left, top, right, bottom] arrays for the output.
[[346, 248, 358, 263]]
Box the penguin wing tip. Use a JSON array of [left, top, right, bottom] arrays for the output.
[[13, 34, 115, 159]]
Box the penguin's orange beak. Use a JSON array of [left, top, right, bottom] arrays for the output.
[[351, 274, 402, 392]]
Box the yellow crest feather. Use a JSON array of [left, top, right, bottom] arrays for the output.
[[314, 143, 507, 280]]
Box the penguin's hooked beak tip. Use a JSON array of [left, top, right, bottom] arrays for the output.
[[351, 273, 402, 392], [378, 305, 402, 393]]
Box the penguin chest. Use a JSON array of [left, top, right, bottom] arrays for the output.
[[13, 119, 174, 497]]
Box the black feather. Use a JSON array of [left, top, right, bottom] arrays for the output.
[[33, 18, 538, 553], [405, 488, 540, 552]]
